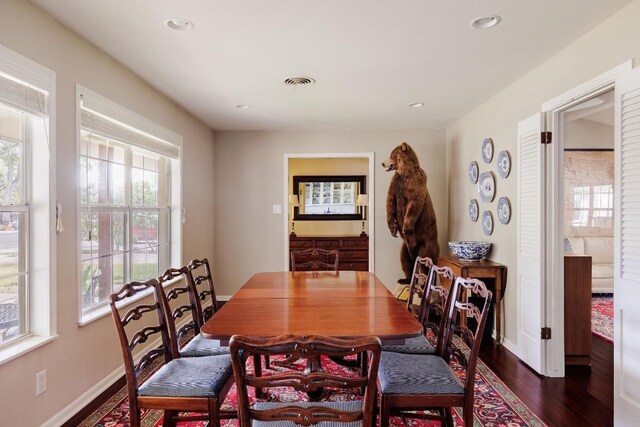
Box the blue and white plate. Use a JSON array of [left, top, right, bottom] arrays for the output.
[[482, 138, 494, 164], [477, 172, 496, 202], [497, 150, 511, 178], [482, 210, 494, 236], [497, 197, 511, 224], [469, 161, 479, 184], [469, 199, 479, 222]]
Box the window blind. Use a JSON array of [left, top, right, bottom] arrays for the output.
[[80, 108, 180, 159], [0, 73, 48, 116]]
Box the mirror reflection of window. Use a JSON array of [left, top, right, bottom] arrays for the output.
[[293, 175, 365, 219], [300, 180, 359, 214]]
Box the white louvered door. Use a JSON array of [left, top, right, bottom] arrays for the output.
[[614, 67, 640, 425], [516, 113, 546, 374]]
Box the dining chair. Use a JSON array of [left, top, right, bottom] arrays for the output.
[[159, 266, 230, 358], [377, 277, 493, 427], [229, 334, 381, 427], [187, 258, 219, 322], [109, 278, 236, 427], [290, 248, 339, 271], [381, 260, 456, 356]]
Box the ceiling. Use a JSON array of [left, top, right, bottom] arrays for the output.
[[30, 0, 632, 131]]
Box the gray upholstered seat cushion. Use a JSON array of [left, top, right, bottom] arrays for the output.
[[381, 335, 435, 355], [180, 333, 230, 357], [378, 352, 463, 395], [251, 401, 363, 427], [138, 354, 232, 397]]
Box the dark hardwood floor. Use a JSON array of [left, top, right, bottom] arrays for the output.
[[480, 336, 613, 427]]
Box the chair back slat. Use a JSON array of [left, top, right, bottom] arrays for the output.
[[158, 266, 203, 355], [424, 264, 456, 356], [405, 256, 434, 322], [109, 278, 174, 393], [230, 334, 380, 427], [444, 277, 492, 393], [188, 258, 219, 322], [291, 248, 339, 271]]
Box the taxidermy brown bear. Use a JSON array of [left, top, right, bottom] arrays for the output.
[[382, 142, 439, 284]]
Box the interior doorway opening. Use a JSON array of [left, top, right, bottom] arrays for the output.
[[560, 90, 614, 368]]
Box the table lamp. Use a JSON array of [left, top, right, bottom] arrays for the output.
[[356, 194, 369, 236], [289, 194, 300, 236]]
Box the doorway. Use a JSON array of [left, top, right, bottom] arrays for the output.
[[282, 153, 375, 272], [560, 91, 614, 368]]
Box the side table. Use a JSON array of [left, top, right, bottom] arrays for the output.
[[437, 255, 508, 344]]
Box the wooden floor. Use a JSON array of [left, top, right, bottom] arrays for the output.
[[480, 335, 613, 427]]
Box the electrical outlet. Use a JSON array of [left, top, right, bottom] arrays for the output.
[[36, 370, 46, 396]]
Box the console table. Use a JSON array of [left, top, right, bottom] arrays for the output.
[[437, 256, 507, 344], [289, 235, 368, 271]]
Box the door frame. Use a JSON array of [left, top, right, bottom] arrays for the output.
[[540, 60, 632, 377], [282, 152, 376, 272]]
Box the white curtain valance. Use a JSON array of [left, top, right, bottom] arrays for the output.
[[0, 73, 48, 117], [80, 108, 180, 159]]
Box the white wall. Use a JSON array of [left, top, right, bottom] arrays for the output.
[[0, 1, 216, 425], [446, 0, 640, 347], [213, 130, 447, 297], [564, 118, 614, 149]]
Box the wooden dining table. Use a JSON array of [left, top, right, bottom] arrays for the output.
[[200, 271, 423, 344]]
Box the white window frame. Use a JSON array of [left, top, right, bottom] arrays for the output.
[[76, 85, 183, 325], [0, 43, 56, 365]]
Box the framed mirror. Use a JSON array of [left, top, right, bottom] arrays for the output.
[[293, 175, 366, 221]]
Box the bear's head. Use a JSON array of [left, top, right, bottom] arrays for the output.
[[381, 142, 420, 175]]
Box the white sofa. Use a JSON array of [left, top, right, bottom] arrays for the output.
[[566, 236, 614, 293]]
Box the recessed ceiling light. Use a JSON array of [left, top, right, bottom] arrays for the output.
[[164, 18, 194, 31], [408, 102, 424, 108], [235, 104, 251, 109], [470, 15, 501, 30]]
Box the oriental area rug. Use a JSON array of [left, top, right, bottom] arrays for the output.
[[592, 295, 614, 343], [78, 349, 546, 427]]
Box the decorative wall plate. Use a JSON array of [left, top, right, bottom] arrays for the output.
[[477, 171, 496, 202], [482, 210, 494, 236], [469, 161, 479, 184], [482, 138, 494, 163], [497, 150, 511, 178], [469, 198, 479, 222], [497, 197, 511, 224]]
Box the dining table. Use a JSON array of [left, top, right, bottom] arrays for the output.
[[200, 270, 423, 344]]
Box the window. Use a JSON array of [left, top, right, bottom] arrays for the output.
[[78, 86, 182, 323], [0, 43, 55, 359], [572, 184, 614, 228]]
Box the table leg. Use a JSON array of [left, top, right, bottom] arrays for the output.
[[304, 356, 323, 399]]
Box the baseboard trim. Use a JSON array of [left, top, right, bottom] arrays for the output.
[[501, 337, 518, 357]]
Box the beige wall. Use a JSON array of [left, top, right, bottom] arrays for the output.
[[213, 130, 447, 296], [446, 0, 640, 346], [0, 1, 216, 425]]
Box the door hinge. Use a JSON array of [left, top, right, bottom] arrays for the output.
[[541, 327, 552, 340], [541, 131, 552, 144]]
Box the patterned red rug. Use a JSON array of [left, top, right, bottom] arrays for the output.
[[78, 347, 546, 427], [592, 295, 613, 343]]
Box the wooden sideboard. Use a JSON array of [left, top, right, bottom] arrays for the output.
[[289, 235, 369, 271], [564, 255, 592, 365]]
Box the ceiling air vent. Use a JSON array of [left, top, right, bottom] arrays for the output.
[[284, 77, 316, 86]]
